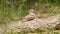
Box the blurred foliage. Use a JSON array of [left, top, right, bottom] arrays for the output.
[[0, 0, 60, 24]]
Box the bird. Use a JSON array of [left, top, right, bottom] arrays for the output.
[[22, 9, 37, 22]]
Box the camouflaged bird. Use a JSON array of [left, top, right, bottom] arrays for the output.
[[23, 9, 37, 21]]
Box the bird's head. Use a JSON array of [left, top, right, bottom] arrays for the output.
[[29, 9, 34, 13]]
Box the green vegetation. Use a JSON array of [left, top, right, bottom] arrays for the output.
[[5, 28, 60, 34], [0, 0, 60, 24], [0, 0, 60, 34]]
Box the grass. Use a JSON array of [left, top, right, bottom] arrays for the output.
[[36, 6, 60, 18], [0, 0, 60, 24], [5, 28, 60, 34], [0, 5, 60, 24]]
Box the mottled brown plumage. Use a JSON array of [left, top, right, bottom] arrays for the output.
[[23, 9, 37, 21]]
